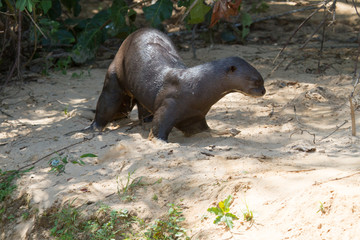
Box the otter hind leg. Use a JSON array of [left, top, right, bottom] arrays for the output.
[[91, 72, 134, 131], [176, 118, 210, 137]]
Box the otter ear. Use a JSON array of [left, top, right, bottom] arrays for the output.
[[228, 66, 237, 73]]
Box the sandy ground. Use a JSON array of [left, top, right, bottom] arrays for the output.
[[1, 2, 360, 240]]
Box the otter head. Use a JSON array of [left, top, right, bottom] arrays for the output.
[[226, 57, 266, 97]]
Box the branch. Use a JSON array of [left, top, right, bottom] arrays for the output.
[[16, 135, 96, 171], [319, 120, 348, 141], [24, 8, 47, 39], [273, 6, 323, 63], [180, 0, 201, 23], [235, 5, 320, 28]]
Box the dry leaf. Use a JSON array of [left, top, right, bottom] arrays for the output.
[[209, 0, 242, 28]]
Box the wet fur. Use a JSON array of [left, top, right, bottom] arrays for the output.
[[89, 28, 266, 141]]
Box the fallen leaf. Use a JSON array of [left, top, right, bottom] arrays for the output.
[[210, 0, 242, 28]]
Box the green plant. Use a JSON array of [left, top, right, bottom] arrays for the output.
[[152, 194, 159, 201], [22, 211, 31, 220], [145, 204, 189, 240], [317, 201, 325, 214], [207, 195, 239, 229], [64, 106, 69, 115], [71, 71, 84, 79], [117, 170, 142, 202], [49, 153, 96, 174], [143, 0, 173, 29], [241, 200, 254, 222], [0, 167, 33, 202], [55, 56, 72, 75], [50, 200, 81, 239], [49, 154, 69, 174]]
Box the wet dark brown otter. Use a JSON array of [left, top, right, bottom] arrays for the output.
[[88, 28, 266, 141]]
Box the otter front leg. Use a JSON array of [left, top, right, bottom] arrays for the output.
[[150, 99, 179, 141], [90, 72, 134, 131]]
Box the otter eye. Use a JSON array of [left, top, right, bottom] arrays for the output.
[[229, 66, 237, 72]]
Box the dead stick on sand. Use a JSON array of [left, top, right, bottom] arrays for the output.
[[349, 74, 359, 137], [319, 120, 348, 141], [291, 106, 317, 143], [16, 135, 96, 171], [314, 171, 360, 185], [349, 97, 356, 136]]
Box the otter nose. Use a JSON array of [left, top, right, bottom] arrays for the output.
[[261, 88, 266, 95]]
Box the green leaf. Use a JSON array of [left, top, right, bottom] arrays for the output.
[[128, 8, 137, 22], [241, 12, 252, 39], [226, 212, 239, 220], [213, 216, 222, 224], [143, 0, 173, 28], [40, 0, 52, 14], [223, 215, 234, 229], [71, 10, 109, 63], [80, 153, 97, 158], [110, 0, 128, 29], [223, 195, 233, 210], [56, 29, 75, 44], [188, 0, 211, 24], [61, 0, 81, 16], [207, 207, 222, 216], [47, 0, 62, 20], [26, 0, 34, 12], [0, 2, 2, 7], [16, 0, 27, 11]]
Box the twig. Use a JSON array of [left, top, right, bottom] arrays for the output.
[[24, 8, 46, 38], [354, 29, 360, 77], [266, 57, 287, 79], [290, 129, 316, 144], [292, 105, 317, 143], [16, 134, 96, 171], [0, 108, 13, 118], [320, 120, 348, 141], [273, 5, 324, 63], [16, 10, 22, 82], [0, 11, 15, 16], [318, 6, 328, 71], [24, 8, 41, 67], [170, 5, 322, 38], [192, 24, 198, 59], [349, 74, 359, 136], [352, 0, 360, 17], [0, 15, 9, 60], [349, 96, 356, 136], [180, 0, 201, 23], [200, 151, 215, 157], [300, 18, 326, 49], [314, 171, 360, 185], [3, 10, 23, 92]]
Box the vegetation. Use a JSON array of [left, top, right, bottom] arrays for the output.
[[117, 170, 143, 202], [48, 153, 96, 174], [0, 0, 269, 87], [317, 201, 326, 214], [0, 167, 33, 202], [241, 200, 254, 222], [49, 201, 188, 240], [207, 195, 239, 229], [145, 203, 189, 239]]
